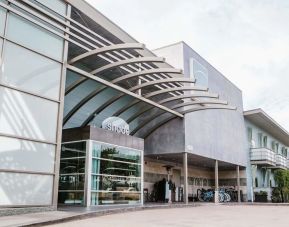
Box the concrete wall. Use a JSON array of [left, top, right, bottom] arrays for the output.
[[151, 42, 248, 167], [145, 118, 185, 155]]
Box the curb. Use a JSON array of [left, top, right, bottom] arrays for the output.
[[22, 203, 201, 227]]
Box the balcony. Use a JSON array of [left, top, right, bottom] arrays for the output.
[[276, 154, 287, 169], [250, 148, 276, 166]]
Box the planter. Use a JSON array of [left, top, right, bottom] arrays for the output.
[[254, 194, 268, 202]]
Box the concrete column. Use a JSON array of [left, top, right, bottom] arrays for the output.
[[183, 152, 188, 204], [237, 165, 241, 203], [214, 160, 219, 203]]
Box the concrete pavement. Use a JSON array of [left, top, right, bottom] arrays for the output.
[[48, 205, 289, 227]]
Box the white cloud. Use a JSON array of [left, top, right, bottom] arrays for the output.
[[86, 0, 289, 131]]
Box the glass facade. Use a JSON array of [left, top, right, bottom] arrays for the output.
[[6, 13, 64, 61], [0, 6, 6, 36], [91, 142, 142, 205], [58, 141, 86, 205], [2, 41, 62, 100], [58, 140, 142, 206], [0, 0, 66, 206]]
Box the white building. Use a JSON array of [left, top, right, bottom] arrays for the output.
[[244, 109, 289, 201]]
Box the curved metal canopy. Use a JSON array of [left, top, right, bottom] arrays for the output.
[[144, 86, 208, 99], [78, 76, 200, 127], [158, 93, 219, 105], [62, 20, 238, 139], [111, 68, 183, 84], [131, 105, 236, 137], [69, 43, 145, 64], [128, 78, 195, 92], [125, 99, 229, 124], [138, 105, 237, 139], [90, 57, 165, 75], [112, 92, 219, 118]]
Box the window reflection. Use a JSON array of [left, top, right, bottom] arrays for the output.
[[91, 192, 141, 205], [91, 141, 142, 205], [58, 141, 86, 205]]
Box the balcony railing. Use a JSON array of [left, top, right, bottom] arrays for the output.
[[276, 154, 287, 169], [250, 148, 276, 166]]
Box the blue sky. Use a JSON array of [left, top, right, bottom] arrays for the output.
[[87, 0, 289, 131]]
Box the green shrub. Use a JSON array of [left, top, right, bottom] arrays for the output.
[[255, 191, 268, 196]]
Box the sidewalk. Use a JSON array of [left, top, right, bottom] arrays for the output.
[[0, 203, 200, 227], [2, 202, 289, 227]]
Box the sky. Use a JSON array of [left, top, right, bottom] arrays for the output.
[[86, 0, 289, 131]]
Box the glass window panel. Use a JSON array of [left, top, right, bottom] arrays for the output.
[[0, 136, 55, 173], [63, 79, 102, 118], [90, 95, 135, 128], [0, 172, 53, 206], [6, 13, 64, 61], [68, 88, 119, 128], [92, 143, 141, 164], [61, 142, 86, 158], [65, 70, 83, 89], [93, 159, 140, 177], [35, 0, 67, 16], [0, 6, 6, 36], [58, 192, 84, 205], [0, 87, 59, 142], [91, 175, 141, 192], [91, 192, 141, 205], [60, 142, 86, 174], [59, 174, 85, 190], [60, 158, 86, 174], [2, 42, 61, 100]]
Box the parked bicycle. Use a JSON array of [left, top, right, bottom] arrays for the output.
[[196, 187, 239, 202]]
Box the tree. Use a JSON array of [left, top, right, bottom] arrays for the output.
[[274, 169, 289, 202]]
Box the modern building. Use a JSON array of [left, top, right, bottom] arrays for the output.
[[0, 0, 236, 210], [0, 0, 287, 213], [244, 109, 289, 201]]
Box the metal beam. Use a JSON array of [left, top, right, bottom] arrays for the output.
[[171, 100, 228, 110], [215, 160, 219, 203], [69, 43, 145, 64], [128, 78, 195, 92], [111, 68, 183, 84], [90, 57, 165, 75], [158, 93, 219, 105], [66, 65, 184, 120], [183, 152, 189, 204], [113, 92, 219, 118], [132, 105, 236, 137], [126, 100, 229, 124], [144, 86, 208, 99]]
